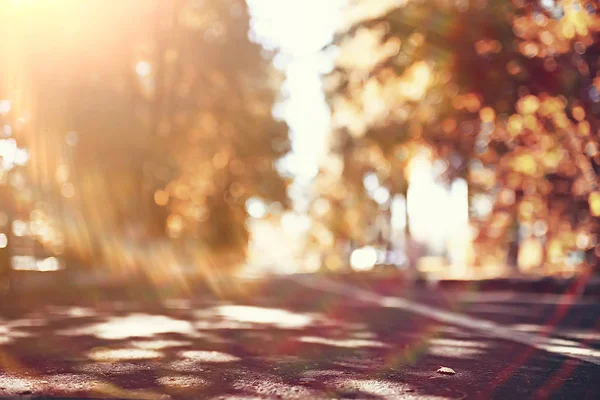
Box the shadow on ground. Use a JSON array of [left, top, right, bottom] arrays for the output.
[[0, 279, 598, 399]]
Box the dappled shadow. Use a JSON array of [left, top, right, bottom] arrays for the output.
[[0, 280, 598, 399]]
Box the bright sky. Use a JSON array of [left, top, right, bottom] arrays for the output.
[[245, 0, 344, 271], [247, 0, 470, 273], [248, 0, 344, 185]]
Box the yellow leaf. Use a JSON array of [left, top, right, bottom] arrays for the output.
[[517, 95, 540, 115], [508, 115, 523, 136], [479, 107, 496, 123], [578, 121, 590, 136], [572, 106, 586, 122], [589, 192, 600, 216]]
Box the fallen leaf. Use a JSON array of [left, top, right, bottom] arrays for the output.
[[437, 366, 456, 375]]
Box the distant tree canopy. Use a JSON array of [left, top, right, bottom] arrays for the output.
[[315, 0, 600, 272], [0, 0, 289, 273]]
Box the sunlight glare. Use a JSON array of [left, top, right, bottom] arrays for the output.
[[407, 154, 470, 266], [350, 247, 378, 271], [245, 198, 267, 219], [398, 61, 432, 101], [298, 336, 389, 349], [88, 348, 163, 361], [215, 305, 313, 329], [0, 100, 11, 114], [179, 350, 241, 363], [59, 314, 196, 339], [135, 61, 151, 77]]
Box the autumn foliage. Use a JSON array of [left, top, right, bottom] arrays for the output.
[[313, 0, 600, 274], [0, 0, 289, 276]]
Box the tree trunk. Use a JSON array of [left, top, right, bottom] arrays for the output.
[[506, 221, 520, 272], [0, 213, 12, 295]]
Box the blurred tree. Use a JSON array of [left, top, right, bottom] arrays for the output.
[[316, 0, 600, 274], [135, 0, 291, 272], [0, 0, 289, 277]]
